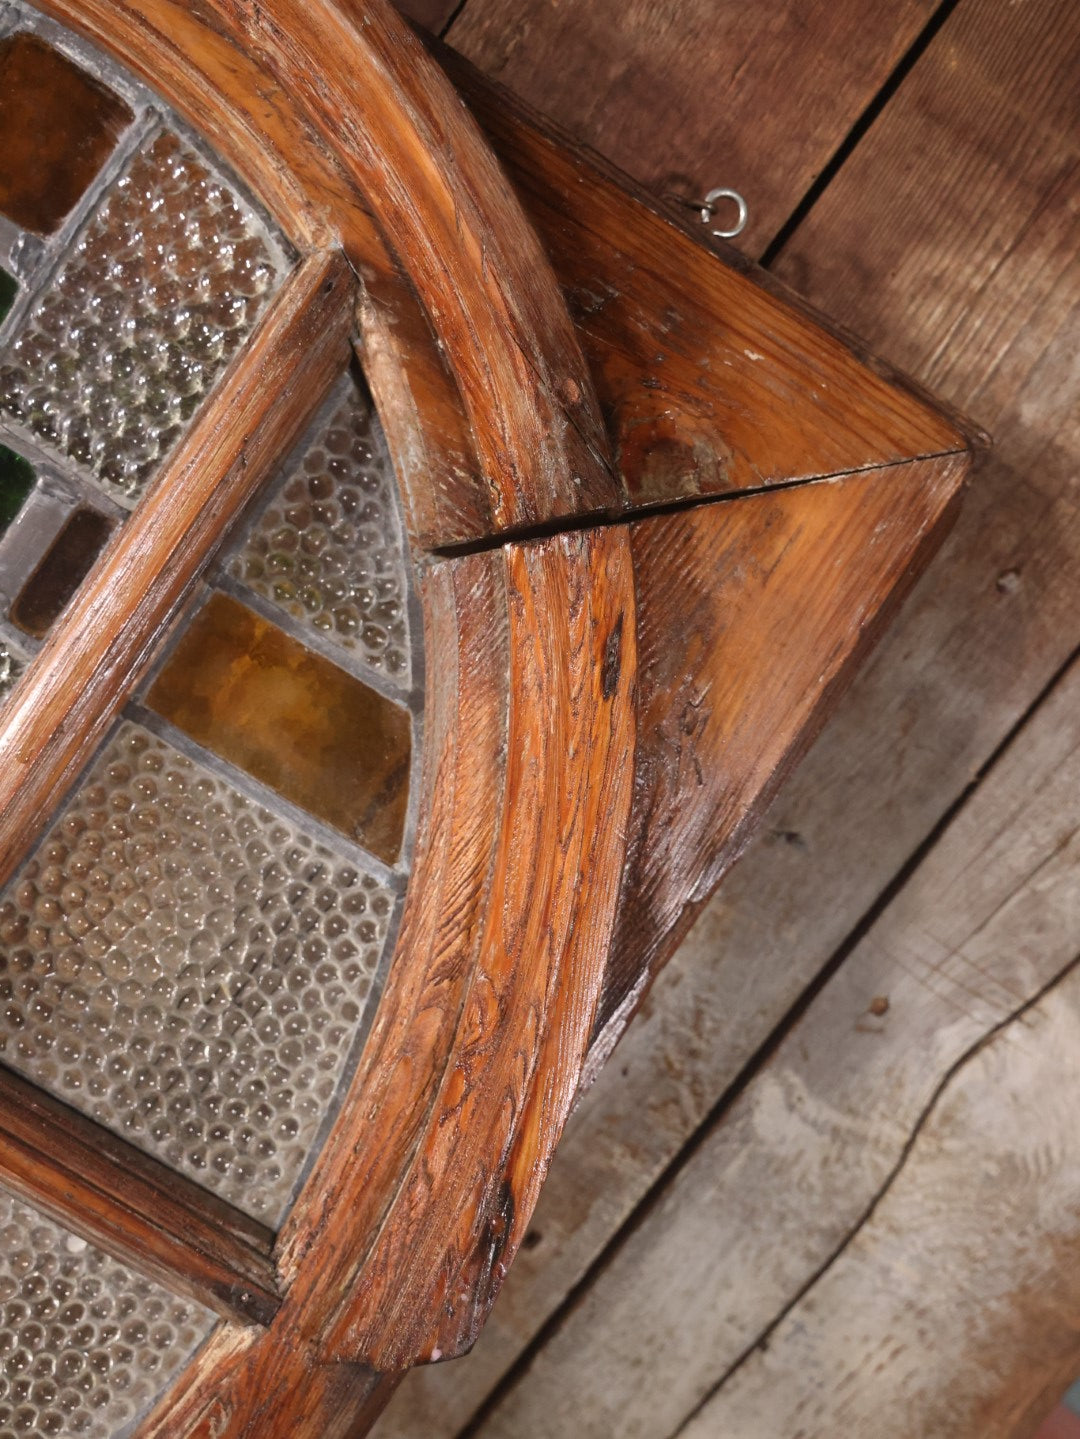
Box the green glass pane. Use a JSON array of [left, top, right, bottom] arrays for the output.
[[0, 266, 16, 326], [0, 443, 33, 535]]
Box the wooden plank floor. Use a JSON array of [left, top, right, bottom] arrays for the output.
[[381, 0, 1080, 1435]]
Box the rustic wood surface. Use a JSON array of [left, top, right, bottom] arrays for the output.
[[0, 0, 1037, 1432], [435, 48, 969, 517], [475, 642, 1080, 1438], [376, 0, 1080, 1433], [0, 251, 352, 893], [683, 975, 1080, 1439], [682, 726, 1080, 1437], [39, 0, 621, 549], [595, 453, 966, 1039], [439, 0, 937, 257]]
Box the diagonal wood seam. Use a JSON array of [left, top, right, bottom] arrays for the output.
[[426, 446, 973, 560]]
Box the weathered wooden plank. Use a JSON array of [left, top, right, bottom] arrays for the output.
[[444, 0, 938, 255], [377, 0, 1080, 1431], [435, 47, 968, 515], [598, 452, 966, 1039], [683, 969, 1080, 1438], [470, 645, 1080, 1438]]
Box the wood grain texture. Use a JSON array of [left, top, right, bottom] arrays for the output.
[[38, 0, 619, 548], [292, 528, 637, 1371], [472, 643, 1080, 1439], [130, 527, 637, 1434], [0, 251, 352, 892], [445, 0, 937, 256], [0, 1068, 278, 1325], [379, 0, 1080, 1431], [436, 47, 970, 512], [596, 452, 967, 1038], [206, 0, 620, 532], [686, 971, 1080, 1437]]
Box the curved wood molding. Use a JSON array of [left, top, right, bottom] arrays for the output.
[[12, 1, 637, 1430], [136, 531, 637, 1432], [39, 0, 620, 546], [8, 4, 977, 1435]]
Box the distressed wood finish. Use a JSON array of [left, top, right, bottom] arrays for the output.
[[594, 453, 967, 1043], [0, 1, 986, 1435], [0, 1069, 279, 1325], [388, 1, 1079, 1435], [0, 250, 353, 892], [678, 662, 1080, 1433], [685, 972, 1080, 1438], [41, 0, 620, 546], [473, 643, 1080, 1439], [433, 46, 970, 513], [444, 0, 937, 257]]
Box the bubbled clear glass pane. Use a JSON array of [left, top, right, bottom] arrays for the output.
[[227, 380, 412, 685], [0, 642, 24, 705], [0, 128, 279, 504], [0, 1186, 213, 1439], [0, 721, 394, 1223]]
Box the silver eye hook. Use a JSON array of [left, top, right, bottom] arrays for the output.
[[700, 187, 748, 240]]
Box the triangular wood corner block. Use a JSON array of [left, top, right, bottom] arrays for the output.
[[590, 451, 969, 1055], [440, 49, 975, 513]]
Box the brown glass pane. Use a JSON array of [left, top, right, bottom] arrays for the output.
[[146, 592, 411, 863], [11, 505, 113, 637], [0, 33, 132, 234]]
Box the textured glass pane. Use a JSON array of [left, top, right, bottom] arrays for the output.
[[0, 129, 279, 503], [0, 721, 393, 1222], [0, 446, 33, 536], [11, 507, 113, 637], [0, 642, 24, 705], [0, 1186, 213, 1438], [0, 32, 132, 235], [146, 592, 411, 865], [0, 270, 15, 328], [228, 382, 411, 683]]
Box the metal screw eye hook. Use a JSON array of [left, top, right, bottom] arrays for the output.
[[701, 186, 748, 240]]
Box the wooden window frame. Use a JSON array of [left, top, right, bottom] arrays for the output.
[[0, 1, 975, 1434]]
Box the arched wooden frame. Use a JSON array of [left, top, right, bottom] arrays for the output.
[[0, 0, 636, 1432], [0, 0, 976, 1433]]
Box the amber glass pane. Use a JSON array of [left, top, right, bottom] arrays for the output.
[[0, 33, 132, 235], [11, 506, 113, 637], [0, 444, 33, 535], [0, 268, 15, 326], [146, 593, 411, 863]]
